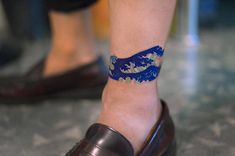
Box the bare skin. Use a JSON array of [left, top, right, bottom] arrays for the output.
[[97, 0, 176, 154], [44, 10, 97, 77]]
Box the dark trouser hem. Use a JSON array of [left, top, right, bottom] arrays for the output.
[[46, 0, 98, 13]]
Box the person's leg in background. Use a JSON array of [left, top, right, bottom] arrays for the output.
[[0, 0, 107, 102], [66, 0, 177, 155], [45, 0, 97, 76]]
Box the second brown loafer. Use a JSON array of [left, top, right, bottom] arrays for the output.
[[65, 100, 176, 156], [0, 56, 107, 103]]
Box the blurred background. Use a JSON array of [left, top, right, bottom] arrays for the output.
[[0, 0, 234, 156]]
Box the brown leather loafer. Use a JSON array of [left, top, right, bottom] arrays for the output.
[[0, 56, 107, 103], [65, 100, 176, 156]]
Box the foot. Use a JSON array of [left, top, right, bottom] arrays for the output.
[[44, 48, 97, 77], [97, 79, 162, 154]]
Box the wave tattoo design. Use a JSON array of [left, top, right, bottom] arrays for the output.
[[109, 46, 164, 83]]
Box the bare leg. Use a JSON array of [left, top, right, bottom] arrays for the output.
[[44, 10, 97, 77], [97, 0, 176, 154]]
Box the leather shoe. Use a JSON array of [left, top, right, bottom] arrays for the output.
[[0, 56, 107, 103], [65, 100, 176, 156]]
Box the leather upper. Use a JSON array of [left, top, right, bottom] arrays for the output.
[[0, 56, 107, 101], [65, 100, 175, 156], [66, 124, 134, 156]]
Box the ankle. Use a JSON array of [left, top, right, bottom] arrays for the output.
[[101, 79, 162, 123], [99, 79, 162, 153], [49, 46, 96, 60], [102, 79, 159, 104], [44, 48, 96, 77]]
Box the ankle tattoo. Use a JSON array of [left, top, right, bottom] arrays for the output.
[[109, 46, 164, 84]]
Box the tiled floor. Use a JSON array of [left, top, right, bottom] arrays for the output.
[[0, 28, 234, 156]]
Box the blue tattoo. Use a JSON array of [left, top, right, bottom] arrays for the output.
[[109, 45, 164, 83]]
